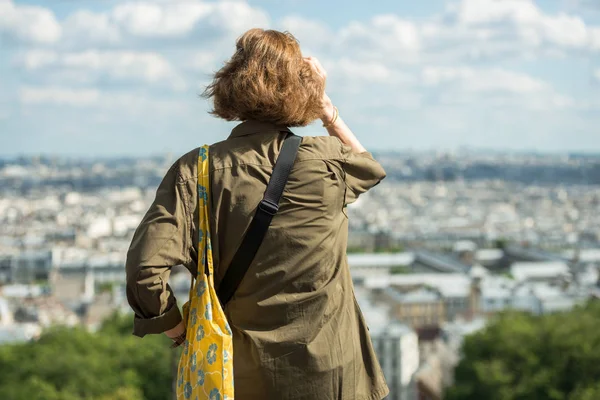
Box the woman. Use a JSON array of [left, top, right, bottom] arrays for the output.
[[126, 28, 389, 400]]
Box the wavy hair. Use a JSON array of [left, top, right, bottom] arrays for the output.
[[203, 28, 324, 127]]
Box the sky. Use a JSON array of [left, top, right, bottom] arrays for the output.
[[1, 0, 599, 156]]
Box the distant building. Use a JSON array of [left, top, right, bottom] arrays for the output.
[[411, 251, 470, 274], [511, 282, 580, 315], [0, 297, 14, 326], [348, 250, 470, 278], [473, 248, 504, 269], [371, 323, 419, 400], [348, 252, 416, 282], [0, 254, 12, 283], [501, 246, 568, 269], [11, 250, 53, 283], [479, 276, 514, 314], [510, 261, 570, 282], [0, 295, 42, 345], [354, 287, 419, 400], [51, 248, 126, 284], [364, 274, 475, 322], [384, 287, 446, 329]]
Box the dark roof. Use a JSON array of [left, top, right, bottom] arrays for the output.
[[414, 251, 470, 273], [504, 246, 570, 263]]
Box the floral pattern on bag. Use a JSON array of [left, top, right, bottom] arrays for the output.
[[176, 145, 234, 400]]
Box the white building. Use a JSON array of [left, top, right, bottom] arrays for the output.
[[479, 276, 515, 313], [10, 250, 53, 283], [348, 252, 416, 280], [355, 286, 419, 400], [510, 261, 570, 282], [371, 323, 420, 400], [0, 297, 14, 326], [364, 273, 473, 322], [0, 296, 42, 344], [512, 282, 579, 315]]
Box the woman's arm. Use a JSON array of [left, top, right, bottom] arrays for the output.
[[125, 160, 190, 343], [304, 56, 367, 154]]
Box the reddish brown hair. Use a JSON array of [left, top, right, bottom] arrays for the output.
[[203, 28, 324, 127]]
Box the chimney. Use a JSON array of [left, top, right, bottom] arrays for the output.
[[468, 276, 481, 320]]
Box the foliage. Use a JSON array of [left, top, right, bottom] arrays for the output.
[[346, 245, 405, 254], [446, 301, 600, 400], [0, 312, 176, 400], [390, 265, 412, 274], [374, 245, 405, 253], [97, 282, 115, 294], [493, 238, 509, 250]]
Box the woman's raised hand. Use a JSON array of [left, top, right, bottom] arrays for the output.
[[304, 56, 334, 123]]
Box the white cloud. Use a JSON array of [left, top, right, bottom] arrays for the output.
[[539, 14, 589, 48], [0, 0, 61, 44], [283, 0, 600, 68], [17, 50, 186, 90], [450, 0, 541, 25], [443, 0, 600, 54], [331, 59, 393, 83], [594, 69, 600, 82], [337, 15, 420, 62], [111, 1, 211, 37], [418, 66, 577, 111], [62, 0, 269, 45], [62, 10, 121, 45], [206, 1, 270, 36], [328, 58, 414, 85], [184, 51, 218, 72], [422, 67, 548, 93], [17, 50, 59, 70], [279, 16, 334, 52], [591, 28, 600, 50], [19, 86, 100, 107], [18, 85, 189, 115]]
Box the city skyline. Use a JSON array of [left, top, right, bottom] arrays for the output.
[[2, 0, 600, 156]]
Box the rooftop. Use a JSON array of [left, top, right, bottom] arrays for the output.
[[510, 261, 570, 281]]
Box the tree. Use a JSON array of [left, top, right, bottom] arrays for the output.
[[446, 301, 600, 400], [0, 312, 176, 400]]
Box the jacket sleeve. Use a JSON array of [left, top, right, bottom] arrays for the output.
[[125, 161, 193, 337], [341, 144, 387, 205]]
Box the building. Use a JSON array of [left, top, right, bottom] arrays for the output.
[[348, 252, 416, 282], [0, 254, 13, 283], [371, 323, 419, 400], [411, 251, 470, 274], [10, 250, 53, 283], [355, 287, 419, 400], [0, 296, 42, 345], [474, 248, 504, 269], [510, 261, 570, 282], [479, 276, 515, 314], [364, 274, 474, 322], [500, 246, 568, 269], [384, 287, 446, 329], [348, 250, 470, 279], [511, 282, 580, 315]]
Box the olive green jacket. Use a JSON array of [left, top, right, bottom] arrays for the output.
[[126, 120, 389, 400]]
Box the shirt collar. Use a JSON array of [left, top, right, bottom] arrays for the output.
[[228, 120, 292, 139]]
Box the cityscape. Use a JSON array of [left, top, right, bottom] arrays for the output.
[[1, 151, 599, 400], [2, 0, 600, 397]]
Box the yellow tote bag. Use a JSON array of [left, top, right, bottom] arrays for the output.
[[176, 145, 234, 400]]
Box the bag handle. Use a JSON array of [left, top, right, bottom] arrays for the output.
[[217, 133, 302, 306]]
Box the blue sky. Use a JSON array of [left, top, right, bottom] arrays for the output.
[[1, 0, 599, 156]]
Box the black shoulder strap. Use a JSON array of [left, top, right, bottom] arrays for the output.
[[217, 133, 301, 306]]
